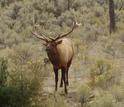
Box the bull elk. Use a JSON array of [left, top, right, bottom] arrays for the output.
[[32, 22, 76, 94]]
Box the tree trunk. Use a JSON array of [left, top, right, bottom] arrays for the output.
[[67, 0, 70, 10], [54, 0, 58, 7], [109, 0, 116, 34], [53, 0, 61, 17]]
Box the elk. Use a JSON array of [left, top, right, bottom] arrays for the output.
[[32, 22, 76, 94]]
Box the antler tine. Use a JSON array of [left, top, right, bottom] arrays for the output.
[[53, 33, 61, 40], [47, 32, 55, 41], [48, 32, 61, 41], [32, 31, 49, 42], [48, 36, 55, 41], [54, 21, 76, 41], [54, 34, 61, 40], [32, 24, 50, 42], [41, 33, 50, 41]]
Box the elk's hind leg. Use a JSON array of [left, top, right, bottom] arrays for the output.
[[62, 67, 68, 94], [66, 59, 72, 86]]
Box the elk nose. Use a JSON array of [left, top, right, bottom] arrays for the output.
[[46, 47, 50, 52]]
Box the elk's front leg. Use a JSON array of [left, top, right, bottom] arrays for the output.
[[60, 70, 63, 87], [54, 68, 58, 91], [66, 69, 69, 86]]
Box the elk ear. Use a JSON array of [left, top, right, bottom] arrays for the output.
[[56, 40, 62, 45]]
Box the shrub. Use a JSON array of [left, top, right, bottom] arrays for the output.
[[110, 85, 124, 102], [0, 86, 23, 107], [88, 94, 116, 107], [78, 84, 94, 107], [8, 44, 45, 106], [89, 58, 118, 89], [0, 44, 45, 107], [0, 58, 8, 86]]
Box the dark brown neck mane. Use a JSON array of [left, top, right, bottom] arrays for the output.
[[46, 47, 60, 66]]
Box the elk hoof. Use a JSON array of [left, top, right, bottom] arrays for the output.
[[60, 83, 63, 87], [65, 89, 68, 94], [66, 82, 69, 86], [55, 87, 57, 91]]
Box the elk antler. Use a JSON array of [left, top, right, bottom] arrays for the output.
[[47, 36, 55, 41], [32, 21, 80, 42], [52, 21, 76, 41], [32, 31, 49, 42], [32, 24, 50, 42]]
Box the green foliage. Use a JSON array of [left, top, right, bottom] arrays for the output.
[[0, 58, 8, 86], [0, 86, 24, 107], [0, 44, 44, 107], [88, 94, 116, 107], [0, 58, 23, 107], [78, 84, 94, 107], [42, 95, 68, 107], [89, 58, 117, 89], [110, 85, 124, 102]]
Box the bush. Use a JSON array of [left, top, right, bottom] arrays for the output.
[[0, 44, 45, 107], [110, 86, 124, 102], [0, 86, 23, 107], [88, 94, 116, 107], [8, 44, 45, 107], [78, 84, 94, 107], [89, 58, 118, 89], [0, 58, 24, 107], [0, 58, 8, 86]]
